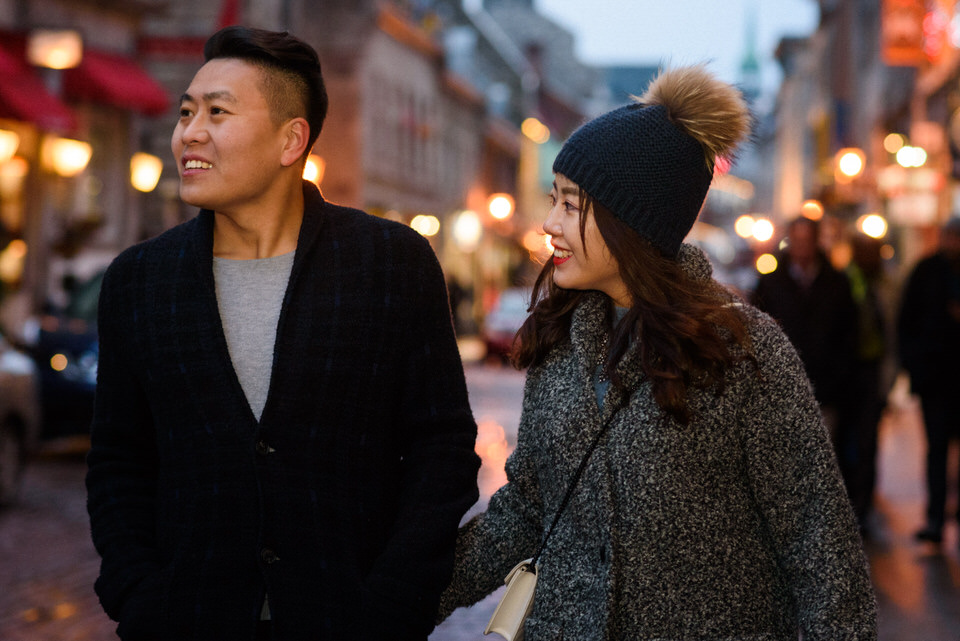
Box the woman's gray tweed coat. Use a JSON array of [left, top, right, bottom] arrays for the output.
[[440, 246, 877, 640]]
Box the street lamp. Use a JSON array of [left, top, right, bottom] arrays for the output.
[[130, 152, 163, 192], [453, 210, 482, 252], [27, 29, 83, 70], [487, 193, 514, 221], [410, 214, 440, 237], [521, 117, 550, 144], [895, 145, 927, 168], [756, 253, 778, 275], [835, 148, 866, 183], [734, 215, 755, 239], [800, 199, 824, 220], [751, 218, 775, 243], [0, 129, 19, 164], [41, 136, 92, 177], [303, 154, 325, 185], [857, 213, 889, 239]]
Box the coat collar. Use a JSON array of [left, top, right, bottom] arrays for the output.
[[567, 243, 716, 417], [181, 180, 328, 426], [191, 180, 326, 279]]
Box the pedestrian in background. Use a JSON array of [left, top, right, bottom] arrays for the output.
[[897, 217, 960, 546], [86, 26, 480, 640], [841, 232, 896, 536], [438, 65, 876, 640], [751, 216, 859, 443]]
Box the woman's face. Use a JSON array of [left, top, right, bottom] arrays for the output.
[[544, 174, 630, 307]]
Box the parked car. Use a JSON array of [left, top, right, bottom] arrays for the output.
[[0, 329, 41, 506], [25, 271, 101, 441], [482, 287, 532, 362]]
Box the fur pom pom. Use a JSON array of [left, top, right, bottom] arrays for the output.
[[637, 65, 751, 167]]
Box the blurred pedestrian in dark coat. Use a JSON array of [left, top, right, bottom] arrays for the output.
[[897, 218, 960, 545], [840, 233, 895, 534], [752, 217, 859, 440]]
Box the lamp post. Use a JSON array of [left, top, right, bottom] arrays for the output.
[[21, 28, 85, 312]]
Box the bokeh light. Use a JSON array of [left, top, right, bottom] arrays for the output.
[[756, 253, 778, 274]]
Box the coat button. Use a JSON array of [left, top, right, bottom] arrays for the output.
[[256, 440, 275, 456], [261, 548, 279, 564]]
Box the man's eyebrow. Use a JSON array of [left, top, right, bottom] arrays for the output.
[[179, 90, 238, 105]]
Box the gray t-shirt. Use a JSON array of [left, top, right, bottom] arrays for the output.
[[213, 251, 295, 421]]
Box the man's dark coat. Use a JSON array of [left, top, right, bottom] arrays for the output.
[[86, 182, 480, 640]]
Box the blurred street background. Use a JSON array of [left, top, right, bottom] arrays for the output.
[[2, 0, 960, 639]]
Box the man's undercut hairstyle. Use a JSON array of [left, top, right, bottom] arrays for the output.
[[204, 26, 328, 155]]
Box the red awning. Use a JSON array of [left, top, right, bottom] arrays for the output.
[[62, 49, 170, 117], [0, 41, 78, 132]]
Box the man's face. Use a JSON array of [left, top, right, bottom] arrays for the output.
[[171, 58, 289, 214]]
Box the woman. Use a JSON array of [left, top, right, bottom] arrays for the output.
[[438, 66, 877, 640]]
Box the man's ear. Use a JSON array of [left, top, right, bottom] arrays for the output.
[[280, 118, 310, 167]]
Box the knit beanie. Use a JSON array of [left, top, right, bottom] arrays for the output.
[[552, 65, 750, 258]]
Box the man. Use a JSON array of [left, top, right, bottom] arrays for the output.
[[841, 233, 895, 535], [86, 27, 480, 640], [898, 218, 960, 546], [752, 216, 858, 438]]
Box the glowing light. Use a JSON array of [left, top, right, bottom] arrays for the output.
[[756, 253, 778, 275], [883, 133, 906, 154], [0, 239, 27, 284], [475, 419, 510, 495], [0, 129, 19, 163], [488, 193, 515, 220], [28, 29, 83, 69], [880, 244, 895, 260], [896, 145, 927, 168], [734, 215, 755, 239], [130, 152, 163, 192], [453, 210, 482, 251], [410, 214, 440, 237], [858, 214, 888, 239], [41, 137, 92, 177], [50, 353, 68, 372], [521, 117, 550, 144], [836, 148, 865, 181], [522, 229, 547, 254], [801, 199, 824, 221], [303, 154, 325, 185], [752, 218, 774, 242]]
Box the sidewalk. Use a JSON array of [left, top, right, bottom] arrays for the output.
[[866, 383, 960, 640]]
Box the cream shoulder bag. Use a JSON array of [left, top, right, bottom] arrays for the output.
[[484, 405, 623, 641]]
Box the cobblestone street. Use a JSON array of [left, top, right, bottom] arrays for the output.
[[0, 363, 957, 640]]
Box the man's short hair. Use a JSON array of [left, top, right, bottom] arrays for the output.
[[204, 26, 328, 155]]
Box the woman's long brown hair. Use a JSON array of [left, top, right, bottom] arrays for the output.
[[511, 191, 754, 425]]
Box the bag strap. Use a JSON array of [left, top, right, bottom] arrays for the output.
[[530, 403, 623, 566]]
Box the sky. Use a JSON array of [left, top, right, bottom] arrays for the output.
[[532, 0, 819, 96]]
